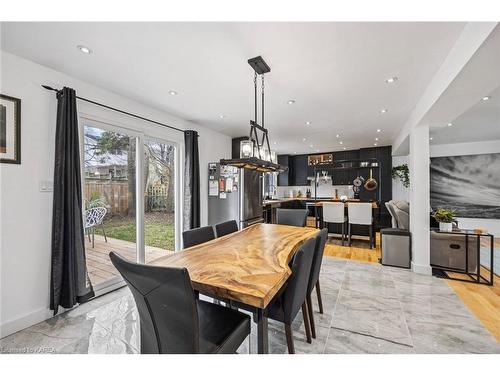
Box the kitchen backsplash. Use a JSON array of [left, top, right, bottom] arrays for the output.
[[275, 181, 354, 198]]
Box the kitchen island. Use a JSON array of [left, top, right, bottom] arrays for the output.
[[263, 197, 379, 236]]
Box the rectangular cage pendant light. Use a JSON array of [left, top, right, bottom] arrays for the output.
[[220, 56, 287, 173]]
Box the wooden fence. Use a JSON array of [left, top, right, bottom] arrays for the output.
[[85, 180, 174, 215]]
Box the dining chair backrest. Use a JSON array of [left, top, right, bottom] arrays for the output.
[[276, 209, 308, 227], [307, 228, 328, 295], [281, 237, 316, 324], [348, 203, 372, 225], [109, 252, 199, 354], [214, 220, 239, 237], [182, 225, 215, 249], [322, 202, 345, 223]]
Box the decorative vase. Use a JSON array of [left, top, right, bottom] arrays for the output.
[[439, 222, 452, 232]]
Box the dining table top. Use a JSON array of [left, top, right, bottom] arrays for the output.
[[150, 223, 319, 309]]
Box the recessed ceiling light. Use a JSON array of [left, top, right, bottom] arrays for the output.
[[305, 121, 312, 125], [482, 96, 491, 101], [339, 141, 343, 145], [377, 129, 381, 133], [380, 109, 388, 114], [316, 149, 320, 152], [374, 143, 378, 146], [219, 115, 225, 119], [294, 151, 297, 154], [336, 134, 340, 138], [385, 76, 398, 84], [77, 45, 92, 54], [169, 90, 178, 96], [302, 138, 307, 142], [287, 99, 296, 105], [273, 141, 277, 145], [430, 137, 433, 141], [343, 147, 346, 150], [375, 137, 379, 141], [309, 144, 313, 148], [447, 122, 453, 127]]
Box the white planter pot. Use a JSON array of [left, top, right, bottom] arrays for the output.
[[439, 222, 453, 232]]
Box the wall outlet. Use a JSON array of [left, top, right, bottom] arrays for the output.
[[39, 180, 54, 192]]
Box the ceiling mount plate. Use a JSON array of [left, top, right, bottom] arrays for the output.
[[248, 56, 271, 75]]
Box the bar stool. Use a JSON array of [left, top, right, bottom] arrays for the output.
[[322, 202, 347, 245], [347, 203, 374, 249]]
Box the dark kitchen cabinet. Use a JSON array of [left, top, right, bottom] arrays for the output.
[[277, 155, 290, 186], [290, 154, 309, 186]]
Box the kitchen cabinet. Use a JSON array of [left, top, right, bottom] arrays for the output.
[[290, 154, 309, 186]]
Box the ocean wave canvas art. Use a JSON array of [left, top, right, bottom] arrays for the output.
[[430, 153, 500, 219]]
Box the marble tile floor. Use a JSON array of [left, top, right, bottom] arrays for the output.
[[1, 257, 499, 354]]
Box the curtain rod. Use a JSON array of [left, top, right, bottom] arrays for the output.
[[42, 85, 186, 134]]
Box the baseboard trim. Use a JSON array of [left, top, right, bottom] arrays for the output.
[[411, 261, 432, 275], [0, 307, 58, 339]]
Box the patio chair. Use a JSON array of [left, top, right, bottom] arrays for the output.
[[84, 206, 108, 248]]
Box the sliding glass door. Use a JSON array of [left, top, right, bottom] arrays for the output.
[[143, 138, 176, 263], [81, 118, 178, 292]]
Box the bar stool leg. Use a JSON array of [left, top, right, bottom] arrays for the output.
[[348, 223, 352, 246], [369, 224, 373, 249], [341, 221, 345, 246]]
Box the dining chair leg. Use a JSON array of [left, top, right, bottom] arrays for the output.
[[301, 302, 312, 343], [306, 294, 316, 339], [316, 280, 324, 314], [284, 324, 295, 354]]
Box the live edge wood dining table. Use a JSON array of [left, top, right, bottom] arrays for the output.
[[150, 223, 319, 354]]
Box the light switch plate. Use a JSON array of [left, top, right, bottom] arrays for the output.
[[39, 180, 54, 192]]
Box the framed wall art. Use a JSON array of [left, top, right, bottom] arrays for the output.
[[0, 94, 21, 164]]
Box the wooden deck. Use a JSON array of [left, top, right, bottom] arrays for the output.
[[85, 235, 170, 285]]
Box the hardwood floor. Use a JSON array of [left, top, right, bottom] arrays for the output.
[[324, 233, 382, 263], [446, 270, 500, 342]]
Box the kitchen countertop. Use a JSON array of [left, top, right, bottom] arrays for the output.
[[262, 197, 376, 206]]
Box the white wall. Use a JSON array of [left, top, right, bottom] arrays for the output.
[[392, 155, 410, 202], [0, 51, 231, 337]]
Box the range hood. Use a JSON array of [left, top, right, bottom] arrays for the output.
[[220, 56, 287, 174]]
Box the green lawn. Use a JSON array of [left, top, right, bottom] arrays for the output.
[[103, 212, 175, 250]]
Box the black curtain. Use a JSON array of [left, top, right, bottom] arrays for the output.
[[50, 87, 94, 314], [183, 130, 200, 230]]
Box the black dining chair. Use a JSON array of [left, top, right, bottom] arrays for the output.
[[276, 208, 308, 227], [266, 237, 316, 354], [305, 228, 328, 339], [182, 225, 215, 249], [214, 220, 239, 237], [109, 252, 251, 354]]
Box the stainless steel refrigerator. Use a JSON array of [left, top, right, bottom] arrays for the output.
[[207, 162, 263, 228]]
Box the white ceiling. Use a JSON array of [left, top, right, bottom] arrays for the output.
[[431, 86, 500, 144], [1, 22, 467, 154]]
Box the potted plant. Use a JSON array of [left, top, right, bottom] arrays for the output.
[[391, 164, 410, 188], [432, 208, 455, 232]]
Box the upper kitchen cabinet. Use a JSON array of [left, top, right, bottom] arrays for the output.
[[277, 155, 290, 186], [290, 154, 309, 186]]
